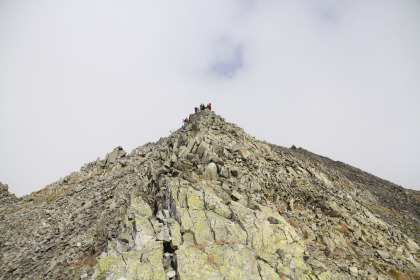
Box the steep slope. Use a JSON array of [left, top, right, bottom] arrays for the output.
[[0, 110, 419, 280], [268, 146, 420, 241]]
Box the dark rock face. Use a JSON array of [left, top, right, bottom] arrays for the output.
[[0, 110, 419, 280]]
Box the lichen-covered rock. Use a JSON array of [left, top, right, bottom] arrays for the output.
[[176, 244, 261, 280], [1, 109, 419, 280], [93, 196, 166, 280], [94, 246, 165, 280]]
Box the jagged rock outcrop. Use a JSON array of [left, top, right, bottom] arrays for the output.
[[0, 182, 16, 199], [1, 110, 419, 280]]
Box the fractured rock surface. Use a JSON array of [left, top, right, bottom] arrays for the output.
[[1, 110, 419, 279]]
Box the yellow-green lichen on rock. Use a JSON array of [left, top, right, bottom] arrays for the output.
[[186, 187, 205, 210], [178, 208, 194, 232], [3, 110, 420, 280], [176, 246, 222, 280], [92, 195, 167, 280], [204, 191, 232, 219], [206, 211, 247, 244], [257, 260, 281, 280], [182, 231, 195, 246], [93, 244, 165, 280], [165, 181, 315, 280], [188, 209, 214, 244], [169, 218, 182, 247], [130, 196, 153, 218], [176, 243, 261, 280]]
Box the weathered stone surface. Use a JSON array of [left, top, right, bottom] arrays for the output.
[[167, 270, 176, 279], [176, 244, 261, 280], [1, 109, 419, 280], [239, 148, 250, 160], [231, 190, 242, 201], [406, 238, 419, 254], [0, 182, 16, 199], [258, 260, 281, 280], [206, 162, 218, 175], [349, 266, 358, 277], [169, 219, 182, 247], [377, 249, 390, 260], [197, 142, 207, 159], [93, 246, 165, 280], [105, 146, 126, 165]]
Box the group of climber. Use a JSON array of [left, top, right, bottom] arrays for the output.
[[195, 103, 211, 114], [180, 103, 212, 131]]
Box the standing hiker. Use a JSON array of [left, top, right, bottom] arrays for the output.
[[207, 103, 212, 110]]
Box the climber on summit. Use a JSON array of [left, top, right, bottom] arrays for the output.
[[200, 104, 205, 111], [182, 118, 189, 127], [195, 107, 199, 114], [207, 103, 212, 110]]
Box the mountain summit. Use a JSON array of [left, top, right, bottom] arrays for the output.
[[1, 110, 419, 279]]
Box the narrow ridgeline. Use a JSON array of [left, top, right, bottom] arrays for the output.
[[0, 110, 419, 280]]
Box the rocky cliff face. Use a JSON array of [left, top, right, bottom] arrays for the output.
[[1, 110, 419, 280]]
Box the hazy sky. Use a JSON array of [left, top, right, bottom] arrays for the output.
[[1, 0, 419, 197]]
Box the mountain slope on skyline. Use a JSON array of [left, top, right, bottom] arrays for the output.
[[1, 110, 419, 279]]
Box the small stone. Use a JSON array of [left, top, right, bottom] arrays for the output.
[[338, 265, 348, 272], [156, 210, 166, 222], [268, 216, 280, 224], [156, 227, 172, 242], [221, 182, 231, 192], [206, 162, 218, 175], [167, 270, 176, 279], [219, 165, 228, 178], [377, 250, 390, 260], [349, 266, 358, 277], [231, 169, 239, 177], [406, 238, 419, 254], [197, 143, 207, 158], [377, 274, 388, 280], [75, 185, 85, 193], [289, 199, 294, 211], [163, 209, 170, 219], [163, 253, 173, 268], [276, 249, 285, 260], [359, 269, 368, 277], [171, 154, 177, 163], [106, 146, 126, 165], [238, 149, 250, 160], [231, 190, 242, 201]]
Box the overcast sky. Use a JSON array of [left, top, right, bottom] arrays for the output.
[[1, 0, 419, 197]]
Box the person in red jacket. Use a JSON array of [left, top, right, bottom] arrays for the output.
[[207, 103, 212, 110]]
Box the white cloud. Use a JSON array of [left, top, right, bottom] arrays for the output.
[[0, 0, 419, 196]]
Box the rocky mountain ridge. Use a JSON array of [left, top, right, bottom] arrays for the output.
[[0, 110, 419, 280]]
